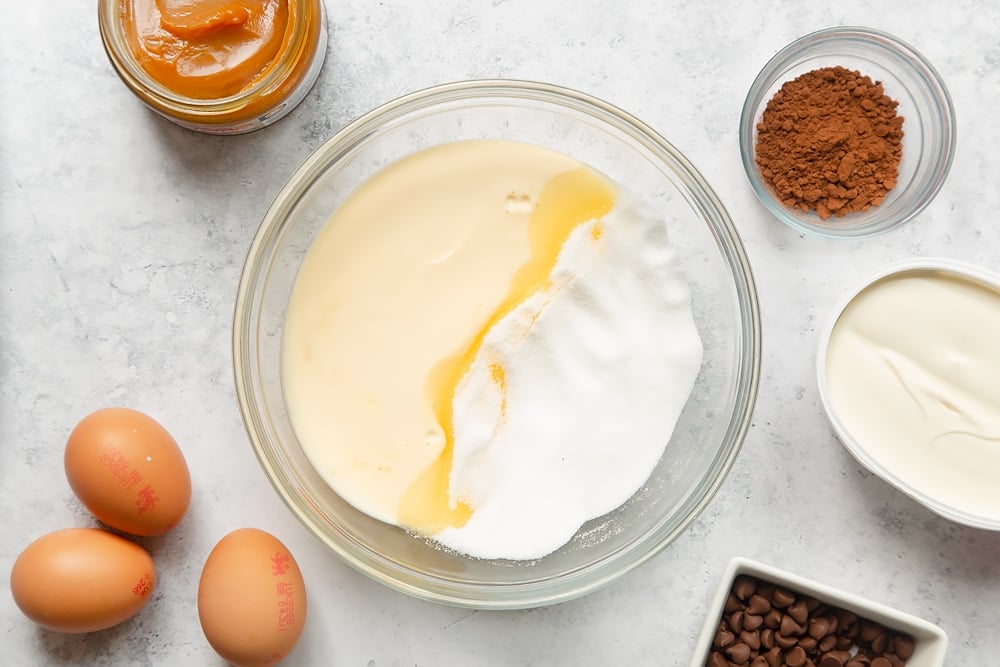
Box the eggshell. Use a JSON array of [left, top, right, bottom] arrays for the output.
[[65, 407, 191, 536], [198, 528, 307, 667], [9, 528, 156, 633]]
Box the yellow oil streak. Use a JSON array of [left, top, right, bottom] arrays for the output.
[[590, 220, 603, 241], [489, 362, 508, 417], [396, 166, 616, 535]]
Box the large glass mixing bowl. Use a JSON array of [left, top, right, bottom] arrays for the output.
[[233, 80, 761, 609]]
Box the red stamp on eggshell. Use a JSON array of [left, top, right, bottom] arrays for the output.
[[124, 469, 142, 490], [270, 552, 290, 576], [135, 484, 159, 514], [132, 573, 152, 597], [100, 445, 144, 490], [276, 581, 295, 631]]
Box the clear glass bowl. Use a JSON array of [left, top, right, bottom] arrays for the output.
[[739, 26, 956, 239], [233, 80, 761, 609]]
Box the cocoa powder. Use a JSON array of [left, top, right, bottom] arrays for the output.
[[755, 66, 904, 220]]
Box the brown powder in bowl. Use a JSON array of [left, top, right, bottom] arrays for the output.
[[755, 66, 904, 220]]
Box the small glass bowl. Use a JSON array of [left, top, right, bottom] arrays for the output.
[[691, 558, 948, 667], [739, 26, 956, 239], [233, 80, 762, 609]]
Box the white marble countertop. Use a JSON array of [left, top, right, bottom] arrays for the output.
[[3, 1, 999, 665]]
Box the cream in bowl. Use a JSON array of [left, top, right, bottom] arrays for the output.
[[818, 259, 1000, 529], [282, 139, 703, 560]]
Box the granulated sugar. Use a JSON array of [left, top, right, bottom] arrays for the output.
[[435, 192, 703, 560]]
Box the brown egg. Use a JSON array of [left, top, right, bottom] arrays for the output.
[[10, 528, 156, 633], [65, 407, 191, 536], [198, 528, 307, 667]]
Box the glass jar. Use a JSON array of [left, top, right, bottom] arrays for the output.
[[99, 0, 328, 135]]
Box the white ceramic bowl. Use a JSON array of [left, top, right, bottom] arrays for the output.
[[816, 258, 1000, 530], [691, 557, 948, 667]]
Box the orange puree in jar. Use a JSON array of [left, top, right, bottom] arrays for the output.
[[100, 0, 326, 133], [124, 0, 292, 99]]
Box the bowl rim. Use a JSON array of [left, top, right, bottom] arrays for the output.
[[739, 25, 957, 239], [815, 257, 1000, 530], [233, 78, 763, 608], [689, 557, 948, 667]]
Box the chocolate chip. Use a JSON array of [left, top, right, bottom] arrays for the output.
[[708, 651, 729, 667], [819, 655, 845, 667], [788, 600, 809, 624], [751, 657, 769, 667], [725, 592, 743, 613], [734, 575, 757, 600], [734, 611, 751, 634], [818, 635, 837, 652], [835, 609, 857, 628], [859, 621, 882, 642], [870, 658, 892, 667], [760, 628, 775, 649], [764, 647, 782, 667], [714, 626, 735, 649], [725, 642, 751, 664], [786, 645, 807, 666], [743, 613, 764, 631], [826, 650, 852, 664], [894, 636, 914, 659], [775, 633, 798, 649], [797, 636, 818, 653], [780, 614, 804, 636], [764, 609, 783, 629], [773, 587, 796, 608], [748, 594, 772, 615], [740, 630, 761, 650], [808, 616, 831, 639]]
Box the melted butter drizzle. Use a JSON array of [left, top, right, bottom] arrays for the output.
[[396, 166, 617, 535]]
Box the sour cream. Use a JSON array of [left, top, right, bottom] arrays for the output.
[[821, 262, 1000, 528]]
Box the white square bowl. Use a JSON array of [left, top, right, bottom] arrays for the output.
[[690, 557, 947, 667]]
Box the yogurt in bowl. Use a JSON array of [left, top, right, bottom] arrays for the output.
[[818, 258, 1000, 529]]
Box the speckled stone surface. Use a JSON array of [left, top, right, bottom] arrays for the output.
[[3, 2, 999, 665]]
